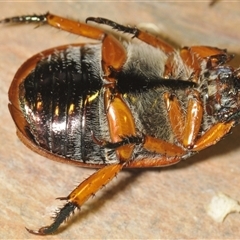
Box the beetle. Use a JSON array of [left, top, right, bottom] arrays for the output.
[[1, 12, 240, 235]]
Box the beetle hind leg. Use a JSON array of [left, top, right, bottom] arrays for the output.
[[25, 202, 78, 235], [86, 17, 174, 53], [0, 13, 48, 24], [0, 12, 105, 40], [25, 163, 124, 235]]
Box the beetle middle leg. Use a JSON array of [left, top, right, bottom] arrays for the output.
[[0, 12, 104, 40]]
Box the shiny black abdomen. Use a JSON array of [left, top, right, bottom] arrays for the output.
[[20, 45, 110, 163]]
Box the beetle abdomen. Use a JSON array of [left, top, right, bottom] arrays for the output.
[[20, 44, 108, 163]]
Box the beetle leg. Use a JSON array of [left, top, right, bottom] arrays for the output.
[[26, 163, 125, 235], [127, 156, 182, 168], [94, 133, 185, 158], [0, 12, 104, 40], [86, 17, 175, 54], [179, 46, 232, 83], [104, 88, 136, 160], [179, 47, 202, 83], [92, 134, 143, 149], [142, 135, 185, 157], [101, 36, 127, 80], [193, 121, 234, 151], [1, 13, 128, 81], [41, 13, 128, 80], [93, 135, 184, 167], [164, 89, 203, 149], [163, 92, 185, 143], [182, 90, 203, 149], [188, 46, 231, 62]]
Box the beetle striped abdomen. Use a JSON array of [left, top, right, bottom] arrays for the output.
[[20, 45, 104, 162]]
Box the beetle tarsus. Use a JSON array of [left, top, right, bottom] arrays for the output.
[[91, 131, 143, 149], [56, 196, 69, 200], [101, 136, 144, 149], [86, 17, 138, 36], [25, 226, 50, 236], [0, 12, 48, 24], [26, 201, 78, 235]]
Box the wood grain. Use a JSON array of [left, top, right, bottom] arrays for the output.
[[1, 1, 240, 239]]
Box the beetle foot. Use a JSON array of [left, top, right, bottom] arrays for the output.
[[25, 226, 51, 236], [92, 132, 144, 149], [56, 196, 68, 200], [25, 201, 78, 235], [0, 13, 48, 24], [86, 17, 138, 36]]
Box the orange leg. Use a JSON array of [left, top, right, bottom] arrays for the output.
[[164, 90, 203, 149], [137, 95, 201, 157], [188, 46, 229, 60], [1, 12, 104, 40], [26, 163, 125, 235], [127, 156, 182, 168], [163, 92, 185, 143], [179, 46, 233, 83], [179, 47, 202, 83], [193, 121, 234, 151], [143, 135, 185, 157], [182, 90, 203, 148], [135, 29, 174, 53], [164, 90, 234, 153], [104, 88, 136, 161], [1, 12, 127, 81]]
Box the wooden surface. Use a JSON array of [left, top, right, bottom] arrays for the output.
[[1, 1, 240, 239]]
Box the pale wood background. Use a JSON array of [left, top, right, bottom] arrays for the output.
[[1, 1, 240, 239]]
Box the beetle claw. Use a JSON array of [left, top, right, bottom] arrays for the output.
[[25, 226, 48, 235], [56, 196, 68, 200]]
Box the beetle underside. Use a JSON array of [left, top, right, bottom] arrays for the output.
[[2, 12, 240, 235]]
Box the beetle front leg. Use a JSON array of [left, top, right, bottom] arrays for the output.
[[164, 90, 203, 149], [164, 89, 235, 152], [179, 46, 233, 83], [193, 121, 234, 151], [26, 163, 124, 235]]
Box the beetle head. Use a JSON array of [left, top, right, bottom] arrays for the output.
[[204, 66, 240, 123]]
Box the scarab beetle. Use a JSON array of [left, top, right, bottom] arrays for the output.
[[1, 12, 240, 235]]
